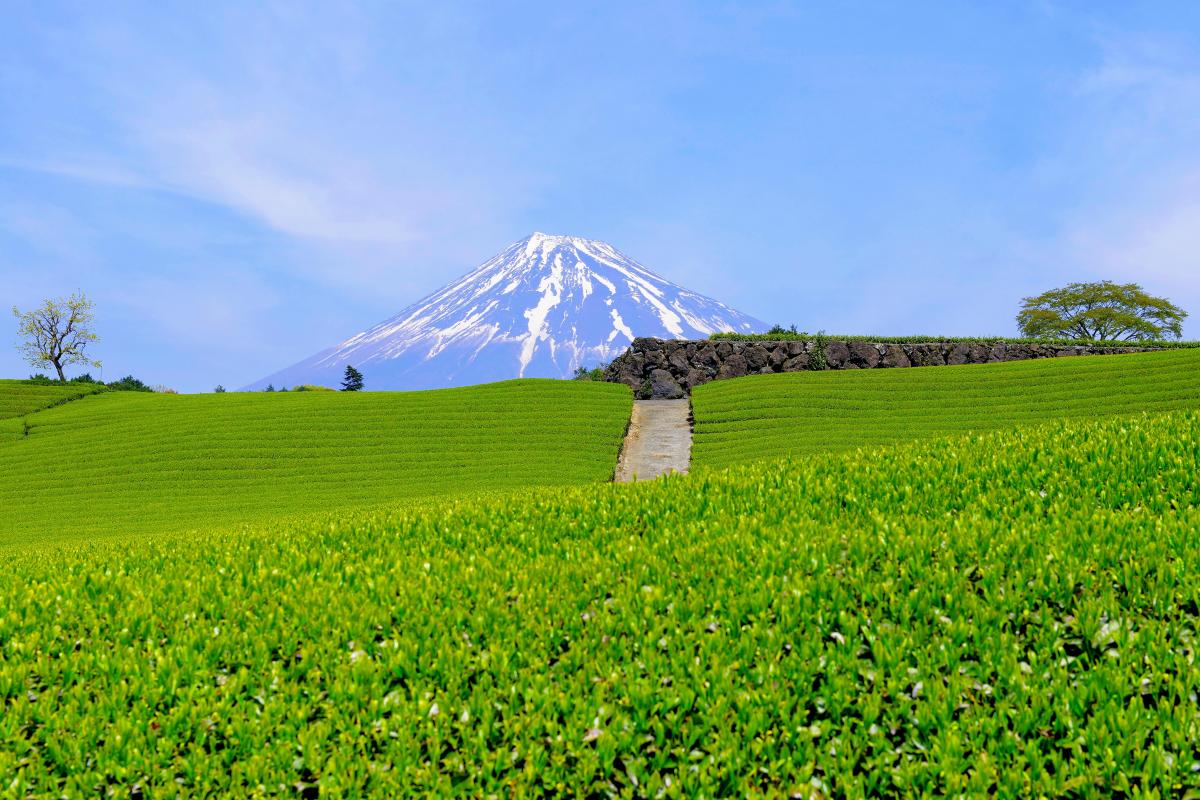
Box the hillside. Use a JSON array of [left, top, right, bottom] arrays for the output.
[[0, 379, 631, 546], [692, 348, 1200, 468], [0, 378, 107, 421], [3, 410, 1198, 795]]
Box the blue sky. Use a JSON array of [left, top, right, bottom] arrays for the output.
[[3, 2, 1199, 391]]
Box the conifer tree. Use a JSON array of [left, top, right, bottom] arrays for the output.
[[341, 365, 364, 392]]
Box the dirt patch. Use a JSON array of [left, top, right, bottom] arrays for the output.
[[614, 399, 692, 482]]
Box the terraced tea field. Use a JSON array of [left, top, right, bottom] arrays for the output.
[[691, 348, 1200, 467], [3, 410, 1199, 796], [5, 353, 1200, 795], [0, 379, 631, 546], [0, 378, 106, 421]]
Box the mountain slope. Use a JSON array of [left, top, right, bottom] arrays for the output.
[[247, 233, 765, 391]]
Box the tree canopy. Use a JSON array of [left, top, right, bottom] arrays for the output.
[[1016, 281, 1187, 342], [12, 292, 101, 382]]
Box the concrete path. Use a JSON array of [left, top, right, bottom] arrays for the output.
[[614, 399, 692, 482]]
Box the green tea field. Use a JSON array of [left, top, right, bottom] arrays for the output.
[[3, 409, 1199, 796], [9, 4, 1200, 794], [0, 379, 631, 546], [0, 378, 107, 421], [691, 348, 1200, 467], [4, 353, 1200, 796]]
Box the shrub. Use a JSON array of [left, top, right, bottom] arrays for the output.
[[572, 363, 608, 381], [809, 331, 828, 371], [106, 376, 153, 392], [293, 384, 335, 392]]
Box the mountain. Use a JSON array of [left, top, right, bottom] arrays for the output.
[[245, 233, 767, 391]]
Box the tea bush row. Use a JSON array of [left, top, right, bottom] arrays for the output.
[[691, 348, 1200, 468], [2, 410, 1199, 796], [0, 379, 631, 546], [0, 379, 108, 422]]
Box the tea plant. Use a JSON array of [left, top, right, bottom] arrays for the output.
[[1, 410, 1198, 795], [692, 347, 1200, 467], [0, 378, 631, 546], [0, 378, 106, 421]]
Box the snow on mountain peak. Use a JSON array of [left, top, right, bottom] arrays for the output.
[[246, 233, 767, 391]]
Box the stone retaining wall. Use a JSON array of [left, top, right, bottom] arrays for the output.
[[604, 337, 1155, 398]]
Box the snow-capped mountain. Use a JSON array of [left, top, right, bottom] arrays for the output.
[[245, 233, 766, 391]]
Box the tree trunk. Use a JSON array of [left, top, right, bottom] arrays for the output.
[[53, 361, 65, 382]]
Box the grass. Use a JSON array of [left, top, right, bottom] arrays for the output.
[[0, 378, 107, 421], [2, 409, 1199, 796], [691, 348, 1200, 468], [0, 379, 631, 546]]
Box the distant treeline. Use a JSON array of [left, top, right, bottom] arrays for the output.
[[24, 373, 158, 392]]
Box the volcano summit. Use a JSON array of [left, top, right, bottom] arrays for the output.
[[247, 233, 766, 391]]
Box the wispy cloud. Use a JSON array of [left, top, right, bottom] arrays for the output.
[[1065, 172, 1200, 306], [0, 158, 156, 193], [3, 2, 1199, 391], [107, 270, 283, 350], [1053, 33, 1200, 327], [6, 5, 540, 286]]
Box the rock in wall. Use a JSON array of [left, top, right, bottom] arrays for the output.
[[604, 338, 1156, 398]]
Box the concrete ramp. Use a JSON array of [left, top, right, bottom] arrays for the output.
[[614, 399, 692, 482]]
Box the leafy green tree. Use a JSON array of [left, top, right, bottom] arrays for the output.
[[107, 375, 153, 392], [213, 385, 226, 393], [341, 365, 364, 392], [1017, 281, 1187, 341], [12, 292, 101, 382]]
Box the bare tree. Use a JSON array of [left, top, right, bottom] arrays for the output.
[[12, 292, 101, 382]]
